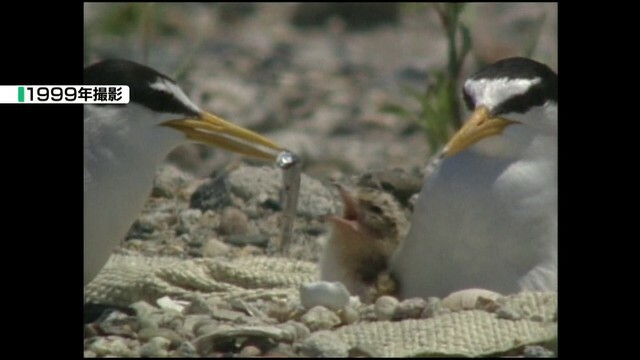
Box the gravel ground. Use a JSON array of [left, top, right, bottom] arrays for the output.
[[84, 3, 557, 357]]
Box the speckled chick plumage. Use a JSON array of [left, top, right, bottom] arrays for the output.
[[320, 185, 409, 302]]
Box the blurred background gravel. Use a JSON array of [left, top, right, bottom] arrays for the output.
[[85, 3, 557, 180]]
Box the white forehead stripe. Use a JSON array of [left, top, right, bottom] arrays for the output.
[[149, 78, 200, 114], [464, 77, 541, 110]]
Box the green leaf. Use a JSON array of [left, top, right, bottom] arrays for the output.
[[460, 24, 473, 64]]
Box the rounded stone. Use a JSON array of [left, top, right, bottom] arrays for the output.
[[496, 306, 522, 320], [202, 238, 231, 258], [189, 176, 232, 212], [523, 345, 555, 357], [179, 209, 203, 233], [193, 320, 223, 338], [298, 330, 349, 357], [239, 345, 261, 357], [374, 295, 399, 321], [338, 305, 359, 325], [130, 301, 157, 318], [279, 320, 310, 342], [393, 297, 427, 320], [219, 207, 248, 235], [89, 336, 132, 357], [175, 341, 198, 357], [421, 297, 445, 318], [299, 281, 350, 311], [267, 299, 296, 322], [139, 336, 171, 357], [139, 328, 183, 348], [152, 165, 194, 199], [300, 306, 341, 331]]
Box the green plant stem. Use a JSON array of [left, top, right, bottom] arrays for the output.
[[435, 3, 467, 129]]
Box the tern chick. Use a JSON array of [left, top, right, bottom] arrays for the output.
[[320, 185, 409, 302]]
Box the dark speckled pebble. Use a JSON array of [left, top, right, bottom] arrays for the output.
[[190, 175, 232, 212]]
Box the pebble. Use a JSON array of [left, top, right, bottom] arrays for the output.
[[128, 217, 159, 239], [84, 324, 100, 338], [299, 281, 351, 311], [175, 341, 198, 357], [239, 345, 262, 356], [157, 296, 187, 313], [300, 306, 341, 331], [421, 297, 446, 318], [202, 238, 231, 258], [219, 207, 249, 235], [184, 315, 215, 334], [189, 175, 232, 212], [279, 320, 311, 342], [194, 325, 287, 355], [349, 343, 384, 357], [358, 304, 378, 322], [267, 299, 296, 322], [152, 165, 194, 199], [138, 328, 183, 348], [158, 311, 185, 333], [130, 301, 159, 318], [338, 305, 359, 325], [211, 308, 247, 322], [96, 313, 137, 337], [523, 345, 555, 357], [184, 295, 213, 315], [374, 295, 399, 321], [139, 336, 171, 357], [393, 297, 427, 320], [264, 343, 298, 357], [89, 336, 133, 357], [298, 330, 350, 357], [177, 209, 203, 234], [230, 299, 271, 321], [194, 322, 232, 339], [496, 305, 522, 320]]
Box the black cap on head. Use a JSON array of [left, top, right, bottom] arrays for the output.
[[84, 59, 200, 117], [463, 57, 557, 115]]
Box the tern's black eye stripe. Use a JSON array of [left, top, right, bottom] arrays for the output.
[[491, 79, 557, 116], [463, 89, 474, 111]]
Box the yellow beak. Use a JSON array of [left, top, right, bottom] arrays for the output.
[[442, 106, 518, 158], [161, 111, 284, 161]]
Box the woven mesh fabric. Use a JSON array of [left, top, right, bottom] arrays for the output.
[[85, 254, 557, 357]]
